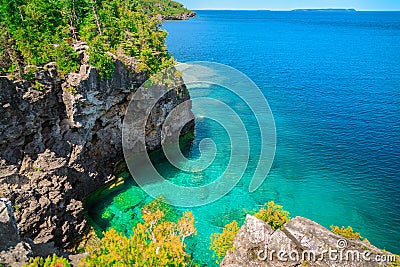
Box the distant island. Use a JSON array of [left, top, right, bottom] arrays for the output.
[[292, 8, 357, 12]]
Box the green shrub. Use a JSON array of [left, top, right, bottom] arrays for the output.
[[330, 225, 362, 240], [64, 87, 78, 95], [24, 254, 70, 267], [253, 201, 290, 230], [54, 41, 79, 77], [81, 199, 196, 266], [33, 81, 43, 91], [13, 204, 19, 212], [210, 221, 240, 262], [86, 36, 115, 80], [386, 255, 400, 267], [21, 66, 37, 81]]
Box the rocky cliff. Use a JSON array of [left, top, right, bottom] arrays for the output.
[[0, 48, 193, 250], [221, 215, 395, 267]]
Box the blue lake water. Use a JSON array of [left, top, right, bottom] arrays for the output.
[[86, 11, 400, 264]]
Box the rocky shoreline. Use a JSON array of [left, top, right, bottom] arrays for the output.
[[2, 198, 396, 266], [158, 11, 197, 20]]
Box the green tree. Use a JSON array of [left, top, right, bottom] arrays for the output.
[[0, 0, 192, 77]]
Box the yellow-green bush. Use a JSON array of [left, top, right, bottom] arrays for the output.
[[330, 225, 362, 240], [81, 203, 196, 266], [24, 254, 70, 267], [253, 201, 290, 230], [210, 220, 240, 262], [386, 255, 400, 267]]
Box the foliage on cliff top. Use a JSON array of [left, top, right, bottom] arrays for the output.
[[139, 0, 194, 17], [253, 201, 290, 230], [0, 0, 192, 78], [386, 255, 400, 267], [330, 225, 363, 240], [209, 201, 289, 262]]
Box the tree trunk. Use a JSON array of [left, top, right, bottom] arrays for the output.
[[90, 0, 102, 35]]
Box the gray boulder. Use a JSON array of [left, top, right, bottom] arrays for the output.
[[0, 198, 33, 267], [0, 199, 20, 251], [221, 215, 395, 267], [0, 198, 64, 266], [0, 241, 33, 267]]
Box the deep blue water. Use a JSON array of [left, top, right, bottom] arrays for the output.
[[86, 11, 400, 265], [162, 10, 400, 253]]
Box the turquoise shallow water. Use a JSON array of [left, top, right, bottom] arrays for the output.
[[86, 11, 400, 265]]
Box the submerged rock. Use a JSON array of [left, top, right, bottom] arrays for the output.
[[112, 187, 146, 212]]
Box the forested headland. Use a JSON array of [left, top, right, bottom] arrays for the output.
[[0, 0, 194, 78]]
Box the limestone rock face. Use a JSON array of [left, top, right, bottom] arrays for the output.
[[0, 58, 193, 249], [283, 217, 389, 267], [221, 215, 394, 267]]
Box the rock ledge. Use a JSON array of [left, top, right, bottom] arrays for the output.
[[221, 215, 395, 267]]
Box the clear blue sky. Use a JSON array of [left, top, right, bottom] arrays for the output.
[[178, 0, 400, 11]]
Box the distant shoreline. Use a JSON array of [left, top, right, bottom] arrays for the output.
[[292, 8, 356, 12]]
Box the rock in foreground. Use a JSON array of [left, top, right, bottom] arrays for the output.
[[0, 198, 58, 267], [221, 215, 395, 267]]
